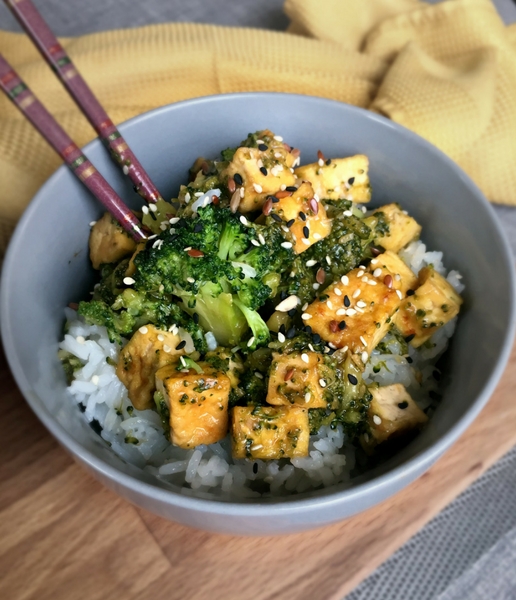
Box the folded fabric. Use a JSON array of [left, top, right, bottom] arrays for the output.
[[1, 0, 515, 259]]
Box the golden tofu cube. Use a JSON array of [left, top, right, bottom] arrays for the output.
[[223, 130, 297, 213], [373, 204, 421, 252], [396, 266, 463, 348], [89, 212, 136, 269], [116, 325, 185, 410], [366, 384, 428, 446], [271, 182, 331, 254], [304, 267, 401, 362], [267, 351, 329, 408], [369, 251, 418, 295], [231, 405, 309, 459], [156, 363, 231, 449], [294, 155, 371, 203]]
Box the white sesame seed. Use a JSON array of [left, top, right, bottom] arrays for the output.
[[319, 379, 327, 388], [123, 277, 135, 285], [318, 158, 324, 167], [402, 210, 409, 215], [274, 152, 282, 158], [184, 247, 192, 252], [184, 192, 191, 202], [231, 346, 240, 353], [122, 165, 129, 175], [360, 335, 367, 346], [334, 288, 342, 296], [355, 307, 365, 314], [396, 289, 403, 299], [306, 259, 317, 267], [395, 274, 401, 281], [194, 191, 203, 197], [367, 280, 377, 286], [326, 255, 332, 266], [371, 258, 379, 265], [359, 265, 366, 271], [313, 283, 320, 290], [280, 184, 286, 191], [278, 332, 286, 343], [147, 234, 157, 240], [308, 344, 315, 352], [353, 289, 361, 298], [346, 308, 357, 316], [240, 187, 245, 198], [357, 300, 367, 308], [139, 326, 148, 334], [362, 276, 369, 283], [341, 275, 349, 285], [336, 308, 346, 316], [160, 223, 168, 231], [251, 444, 263, 451], [290, 271, 296, 278], [361, 351, 369, 363], [239, 215, 249, 226], [343, 210, 352, 217], [76, 336, 85, 344], [258, 233, 266, 246], [302, 238, 311, 245], [301, 353, 309, 364], [251, 239, 260, 247], [180, 356, 186, 367], [301, 313, 312, 320], [152, 240, 161, 249], [357, 270, 364, 278], [305, 392, 311, 402], [157, 334, 165, 342], [187, 277, 195, 283], [328, 342, 337, 349], [273, 135, 283, 141], [281, 242, 293, 249], [342, 346, 349, 352], [247, 336, 256, 347], [290, 168, 294, 173], [281, 225, 289, 233], [361, 206, 367, 213], [253, 183, 263, 194], [141, 206, 150, 216], [163, 344, 172, 353], [169, 217, 180, 224], [373, 415, 382, 425], [373, 268, 382, 278], [89, 221, 97, 227], [255, 371, 264, 379], [326, 300, 333, 309], [148, 203, 157, 213], [302, 302, 309, 311], [275, 295, 300, 312], [313, 233, 322, 240]]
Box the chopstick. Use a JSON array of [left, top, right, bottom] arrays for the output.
[[0, 53, 147, 242], [5, 0, 164, 205]]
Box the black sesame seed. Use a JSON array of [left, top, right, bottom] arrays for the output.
[[253, 462, 258, 474], [327, 347, 336, 355], [149, 210, 157, 221], [433, 370, 441, 381], [133, 185, 140, 193], [304, 325, 312, 334], [287, 308, 297, 317], [348, 177, 355, 185], [406, 356, 413, 364], [269, 195, 280, 203], [193, 223, 203, 233], [344, 295, 351, 307], [347, 374, 358, 385], [312, 333, 321, 343], [192, 312, 199, 324], [175, 340, 187, 350], [234, 173, 243, 185], [271, 213, 283, 223], [286, 326, 296, 339], [405, 334, 415, 343], [279, 324, 286, 335], [78, 402, 86, 413], [286, 219, 295, 228], [299, 211, 307, 221], [260, 166, 268, 176], [338, 320, 346, 330], [280, 290, 288, 301], [325, 158, 331, 166], [407, 289, 415, 296], [244, 245, 254, 254], [258, 144, 268, 151], [89, 418, 103, 435], [303, 226, 310, 239], [285, 186, 297, 192], [397, 401, 409, 410]]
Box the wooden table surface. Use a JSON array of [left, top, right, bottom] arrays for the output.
[[1, 341, 515, 600]]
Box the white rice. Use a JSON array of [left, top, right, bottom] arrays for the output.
[[60, 239, 463, 499]]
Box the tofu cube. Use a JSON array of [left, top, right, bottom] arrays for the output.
[[116, 325, 185, 410], [223, 130, 297, 213], [231, 405, 309, 459], [369, 251, 418, 295], [395, 266, 463, 348], [271, 182, 331, 254], [365, 383, 428, 447], [267, 351, 329, 408], [304, 267, 401, 364], [89, 212, 136, 269], [294, 155, 371, 203], [373, 204, 422, 252], [156, 363, 231, 449]]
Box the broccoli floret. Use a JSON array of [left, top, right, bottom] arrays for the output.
[[233, 298, 270, 350], [78, 299, 135, 344]]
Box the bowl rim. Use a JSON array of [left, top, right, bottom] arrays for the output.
[[2, 92, 515, 517]]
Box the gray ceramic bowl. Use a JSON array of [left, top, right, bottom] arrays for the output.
[[2, 94, 515, 535]]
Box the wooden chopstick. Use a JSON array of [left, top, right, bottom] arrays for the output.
[[5, 0, 164, 205], [0, 53, 147, 242]]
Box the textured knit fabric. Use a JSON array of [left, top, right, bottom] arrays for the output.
[[1, 0, 516, 257]]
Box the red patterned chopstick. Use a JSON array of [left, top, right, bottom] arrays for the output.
[[5, 0, 163, 205], [0, 54, 147, 242]]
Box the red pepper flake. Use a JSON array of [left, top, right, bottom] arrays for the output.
[[329, 320, 339, 333], [262, 198, 273, 216], [284, 368, 295, 382], [317, 149, 326, 162], [383, 274, 393, 288], [68, 302, 79, 310], [276, 190, 292, 199], [291, 148, 300, 159], [283, 143, 292, 152], [309, 198, 319, 214], [187, 249, 204, 258], [227, 177, 236, 194], [316, 268, 326, 285]]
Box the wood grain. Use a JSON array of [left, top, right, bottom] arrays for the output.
[[1, 342, 515, 600]]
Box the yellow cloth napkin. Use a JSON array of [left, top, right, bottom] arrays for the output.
[[1, 0, 515, 260]]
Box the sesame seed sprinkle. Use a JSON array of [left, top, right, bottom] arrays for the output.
[[251, 239, 260, 247], [346, 308, 357, 316], [278, 332, 286, 343], [281, 241, 293, 249], [253, 183, 263, 193], [76, 335, 85, 344], [301, 353, 309, 364], [139, 326, 148, 334], [361, 351, 369, 363], [326, 300, 333, 309], [301, 313, 312, 320], [395, 274, 401, 281], [163, 344, 171, 353], [123, 277, 135, 285], [302, 302, 309, 311], [336, 308, 346, 316], [247, 336, 256, 347], [89, 221, 97, 227], [319, 379, 326, 388], [239, 215, 249, 226], [353, 289, 361, 298], [275, 295, 300, 312], [313, 233, 322, 240], [157, 334, 165, 342], [308, 344, 315, 352], [341, 275, 349, 285], [360, 335, 367, 346], [325, 255, 331, 265], [180, 356, 186, 367], [334, 288, 342, 296], [305, 392, 311, 402], [302, 238, 310, 245], [258, 233, 266, 245], [306, 259, 317, 267], [373, 415, 382, 425], [274, 135, 283, 141], [303, 226, 310, 239], [357, 300, 367, 308], [313, 283, 320, 290], [187, 277, 195, 283], [396, 289, 403, 299]]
